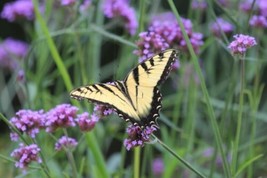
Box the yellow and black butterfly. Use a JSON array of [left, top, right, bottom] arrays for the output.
[[70, 49, 178, 128]]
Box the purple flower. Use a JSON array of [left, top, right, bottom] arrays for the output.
[[61, 0, 75, 6], [191, 0, 207, 10], [16, 69, 25, 82], [76, 112, 99, 132], [152, 157, 164, 176], [1, 0, 34, 22], [79, 0, 92, 13], [239, 0, 255, 13], [94, 104, 114, 117], [45, 104, 77, 132], [123, 125, 157, 150], [134, 12, 203, 61], [133, 31, 169, 62], [55, 136, 78, 151], [249, 15, 267, 28], [10, 109, 45, 141], [102, 0, 138, 35], [202, 147, 232, 168], [11, 143, 42, 169], [210, 18, 234, 37], [0, 38, 29, 70], [228, 34, 257, 56], [258, 0, 267, 17]]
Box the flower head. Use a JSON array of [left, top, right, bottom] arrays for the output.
[[103, 0, 137, 35], [76, 112, 99, 132], [45, 104, 77, 132], [123, 125, 157, 150], [55, 136, 78, 151], [210, 18, 234, 37], [94, 104, 114, 117], [11, 143, 42, 169], [152, 157, 164, 176], [10, 109, 45, 141], [249, 15, 267, 28], [1, 0, 34, 22], [228, 34, 257, 56], [0, 38, 29, 70], [191, 0, 207, 10]]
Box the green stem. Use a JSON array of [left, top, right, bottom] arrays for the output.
[[167, 0, 231, 177], [232, 57, 245, 176], [134, 147, 141, 178], [153, 135, 206, 178]]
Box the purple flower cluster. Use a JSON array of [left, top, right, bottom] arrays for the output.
[[1, 0, 34, 22], [228, 34, 257, 56], [191, 0, 207, 10], [10, 110, 45, 141], [11, 143, 42, 169], [210, 18, 234, 37], [94, 104, 114, 117], [152, 157, 164, 176], [76, 112, 99, 132], [55, 136, 78, 151], [102, 0, 137, 35], [79, 0, 92, 13], [45, 104, 77, 132], [239, 0, 267, 29], [123, 125, 157, 150], [134, 12, 203, 61], [0, 38, 28, 70]]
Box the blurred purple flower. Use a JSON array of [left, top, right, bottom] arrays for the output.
[[249, 15, 267, 28], [11, 143, 42, 169], [1, 0, 34, 22], [0, 38, 28, 70], [191, 0, 207, 10], [133, 31, 169, 62], [61, 0, 75, 6], [76, 112, 99, 132], [10, 109, 45, 141], [123, 125, 157, 150], [79, 0, 91, 12], [102, 0, 137, 35], [239, 0, 256, 12], [152, 157, 164, 176], [228, 34, 257, 56], [16, 69, 25, 82], [45, 104, 77, 132], [202, 147, 232, 167], [217, 0, 231, 7], [55, 136, 78, 151], [210, 18, 234, 36], [258, 0, 267, 16]]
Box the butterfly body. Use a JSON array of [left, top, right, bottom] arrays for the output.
[[70, 49, 178, 128]]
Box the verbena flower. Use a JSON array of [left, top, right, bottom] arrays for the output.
[[152, 157, 164, 176], [228, 34, 257, 56], [134, 12, 203, 61], [61, 0, 75, 6], [202, 147, 232, 168], [191, 0, 207, 10], [11, 143, 42, 169], [10, 109, 45, 141], [0, 38, 28, 70], [258, 0, 267, 17], [239, 0, 256, 13], [123, 125, 157, 150], [45, 104, 77, 132], [76, 112, 99, 132], [210, 18, 234, 37], [55, 136, 78, 151], [249, 15, 267, 28], [133, 31, 169, 62], [102, 0, 137, 35], [1, 0, 34, 22], [79, 0, 92, 13], [94, 104, 114, 117], [16, 69, 25, 82]]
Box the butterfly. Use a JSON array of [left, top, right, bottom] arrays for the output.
[[70, 49, 178, 129]]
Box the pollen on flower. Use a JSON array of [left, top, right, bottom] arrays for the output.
[[228, 34, 257, 56]]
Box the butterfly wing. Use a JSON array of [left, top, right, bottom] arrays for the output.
[[70, 82, 140, 121], [124, 49, 177, 127]]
